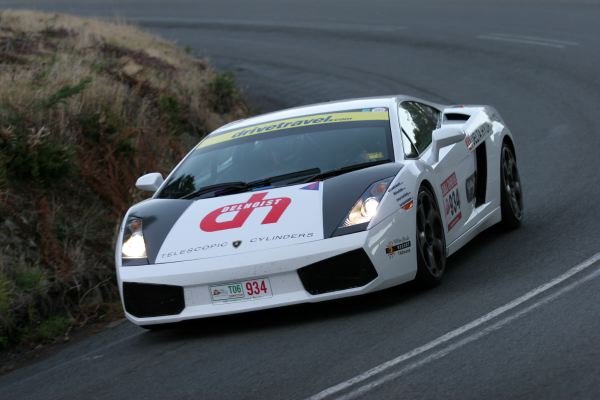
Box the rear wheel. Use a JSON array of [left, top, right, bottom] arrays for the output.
[[415, 185, 447, 287], [500, 143, 523, 229]]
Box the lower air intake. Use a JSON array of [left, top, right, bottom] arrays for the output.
[[298, 249, 378, 295], [123, 282, 185, 318]]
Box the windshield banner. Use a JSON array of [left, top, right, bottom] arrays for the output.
[[197, 109, 389, 149]]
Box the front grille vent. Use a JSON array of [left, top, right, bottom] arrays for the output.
[[123, 282, 185, 318]]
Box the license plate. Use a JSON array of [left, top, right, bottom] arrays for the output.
[[209, 278, 272, 303]]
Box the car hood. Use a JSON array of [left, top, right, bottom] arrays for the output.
[[124, 163, 403, 264], [154, 182, 324, 263]]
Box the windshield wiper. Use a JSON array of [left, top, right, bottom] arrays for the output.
[[247, 167, 321, 188], [306, 159, 392, 182], [181, 181, 248, 200], [181, 168, 322, 200]]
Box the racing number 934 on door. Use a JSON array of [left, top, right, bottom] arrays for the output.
[[115, 95, 523, 328]]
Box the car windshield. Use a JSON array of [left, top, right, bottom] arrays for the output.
[[157, 108, 394, 199]]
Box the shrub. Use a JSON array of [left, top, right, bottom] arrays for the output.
[[14, 268, 46, 293], [0, 274, 11, 342], [1, 131, 73, 186], [208, 71, 238, 113], [31, 315, 71, 344], [38, 77, 92, 110], [0, 274, 10, 319], [159, 95, 186, 135], [0, 153, 7, 190]]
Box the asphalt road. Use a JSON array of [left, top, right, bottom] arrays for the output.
[[1, 1, 600, 399]]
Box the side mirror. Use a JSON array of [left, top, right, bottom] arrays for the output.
[[431, 126, 466, 163], [135, 172, 164, 192]]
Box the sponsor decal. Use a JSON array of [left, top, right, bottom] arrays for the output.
[[161, 233, 315, 259], [385, 236, 411, 258], [441, 172, 462, 231], [388, 181, 414, 210], [400, 199, 414, 210], [160, 242, 228, 259], [466, 173, 476, 203], [396, 191, 411, 203], [464, 134, 473, 150], [301, 182, 320, 191], [200, 192, 291, 232], [250, 232, 315, 243], [392, 186, 406, 197], [197, 110, 389, 149], [366, 152, 385, 161], [387, 182, 403, 193], [465, 122, 493, 151]]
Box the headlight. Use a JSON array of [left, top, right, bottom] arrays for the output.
[[341, 177, 393, 227], [121, 217, 147, 259]]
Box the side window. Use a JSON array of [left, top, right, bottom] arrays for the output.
[[398, 101, 441, 157]]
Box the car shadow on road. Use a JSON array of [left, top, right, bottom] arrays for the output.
[[138, 280, 419, 340], [134, 224, 517, 344]]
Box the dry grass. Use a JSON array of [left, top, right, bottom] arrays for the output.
[[0, 9, 249, 351]]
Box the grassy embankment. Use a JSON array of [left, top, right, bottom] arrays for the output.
[[0, 10, 248, 353]]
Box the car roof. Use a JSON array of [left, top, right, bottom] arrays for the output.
[[209, 95, 415, 136]]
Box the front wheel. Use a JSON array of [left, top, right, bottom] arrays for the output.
[[415, 185, 447, 287], [500, 143, 523, 229]]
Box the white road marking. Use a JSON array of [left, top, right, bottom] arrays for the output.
[[479, 35, 565, 48], [306, 252, 600, 400], [478, 33, 580, 49], [337, 267, 600, 400], [488, 33, 580, 46]]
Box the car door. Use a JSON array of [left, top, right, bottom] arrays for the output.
[[398, 101, 476, 244]]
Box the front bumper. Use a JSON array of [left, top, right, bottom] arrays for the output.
[[118, 227, 415, 326]]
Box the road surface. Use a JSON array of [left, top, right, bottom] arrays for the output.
[[1, 1, 599, 399]]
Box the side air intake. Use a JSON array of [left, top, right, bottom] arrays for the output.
[[298, 249, 378, 295]]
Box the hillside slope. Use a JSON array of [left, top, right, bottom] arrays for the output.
[[0, 10, 248, 352]]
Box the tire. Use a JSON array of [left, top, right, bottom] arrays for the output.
[[415, 185, 447, 287], [500, 143, 523, 229]]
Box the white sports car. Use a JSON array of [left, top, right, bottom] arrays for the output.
[[115, 96, 523, 328]]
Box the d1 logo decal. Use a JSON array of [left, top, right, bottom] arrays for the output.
[[156, 183, 324, 263], [200, 192, 291, 232]]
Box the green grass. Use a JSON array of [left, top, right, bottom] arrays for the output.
[[32, 315, 71, 343]]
